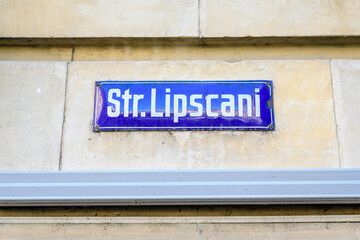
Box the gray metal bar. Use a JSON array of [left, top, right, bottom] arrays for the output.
[[0, 169, 360, 206]]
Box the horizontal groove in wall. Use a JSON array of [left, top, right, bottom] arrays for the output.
[[1, 36, 360, 47], [1, 215, 360, 224], [3, 205, 360, 217]]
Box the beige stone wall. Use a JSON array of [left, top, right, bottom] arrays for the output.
[[200, 0, 360, 37], [1, 45, 360, 62], [1, 216, 360, 240], [0, 0, 360, 237], [0, 61, 67, 170], [1, 47, 360, 171], [331, 60, 360, 168], [1, 1, 357, 170], [1, 0, 360, 38], [0, 0, 198, 38], [61, 60, 338, 170]]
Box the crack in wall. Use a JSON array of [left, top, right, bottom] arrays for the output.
[[58, 47, 74, 170], [329, 60, 343, 168]]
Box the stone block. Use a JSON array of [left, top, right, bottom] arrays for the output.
[[197, 222, 360, 240], [0, 0, 198, 38], [200, 0, 360, 37], [73, 45, 360, 62], [0, 47, 73, 61], [1, 217, 360, 240], [331, 60, 360, 168], [0, 61, 67, 170], [0, 223, 198, 240], [61, 60, 338, 170]]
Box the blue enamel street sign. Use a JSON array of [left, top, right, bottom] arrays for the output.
[[93, 81, 274, 131]]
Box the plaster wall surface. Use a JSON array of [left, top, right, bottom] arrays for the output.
[[0, 0, 359, 235], [0, 47, 73, 61], [0, 61, 67, 170], [1, 216, 360, 240], [200, 0, 360, 37], [61, 60, 338, 170], [0, 0, 198, 38], [73, 45, 360, 61], [2, 45, 360, 62], [1, 52, 359, 172], [1, 0, 359, 38], [331, 60, 360, 168]]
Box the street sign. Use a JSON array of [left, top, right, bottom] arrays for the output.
[[93, 81, 274, 131]]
